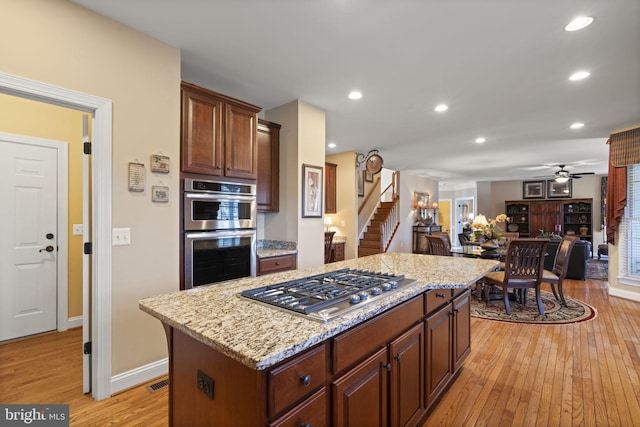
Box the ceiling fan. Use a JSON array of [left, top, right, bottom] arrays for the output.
[[550, 165, 595, 182]]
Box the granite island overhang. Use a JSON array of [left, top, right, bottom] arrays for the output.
[[139, 253, 498, 370]]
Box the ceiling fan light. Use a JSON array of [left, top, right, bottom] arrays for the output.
[[555, 176, 570, 183]]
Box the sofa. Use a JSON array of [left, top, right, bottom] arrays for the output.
[[544, 239, 592, 280]]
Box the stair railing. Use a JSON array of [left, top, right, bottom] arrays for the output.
[[381, 172, 400, 251]]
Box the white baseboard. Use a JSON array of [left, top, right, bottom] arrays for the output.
[[67, 316, 83, 329], [609, 287, 640, 302], [110, 358, 168, 395]]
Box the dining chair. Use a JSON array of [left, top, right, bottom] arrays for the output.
[[324, 231, 336, 263], [426, 234, 452, 256], [483, 238, 548, 315], [541, 235, 579, 306], [431, 232, 452, 251]]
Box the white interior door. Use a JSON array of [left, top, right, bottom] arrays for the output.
[[455, 197, 475, 237], [0, 137, 58, 341], [82, 115, 92, 393]]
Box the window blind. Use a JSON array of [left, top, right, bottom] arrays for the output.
[[620, 164, 640, 282]]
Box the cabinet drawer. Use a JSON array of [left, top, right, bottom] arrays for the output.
[[333, 296, 423, 374], [268, 343, 327, 417], [258, 254, 297, 275], [425, 289, 452, 315], [269, 388, 327, 427]]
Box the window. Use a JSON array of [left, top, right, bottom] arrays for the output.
[[620, 163, 640, 285]]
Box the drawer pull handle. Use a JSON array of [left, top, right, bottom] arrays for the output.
[[436, 293, 446, 299], [300, 375, 311, 386]]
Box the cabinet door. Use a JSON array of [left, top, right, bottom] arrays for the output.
[[530, 201, 561, 235], [224, 103, 258, 179], [332, 347, 388, 427], [425, 303, 452, 408], [257, 120, 280, 212], [181, 87, 223, 175], [452, 290, 471, 372], [325, 163, 337, 214], [389, 323, 425, 427]]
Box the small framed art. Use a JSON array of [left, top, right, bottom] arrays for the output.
[[302, 164, 323, 218], [150, 154, 170, 173], [547, 179, 572, 198], [522, 180, 545, 199], [128, 162, 145, 192], [152, 186, 169, 203]]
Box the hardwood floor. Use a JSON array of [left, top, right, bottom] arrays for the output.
[[1, 276, 638, 426]]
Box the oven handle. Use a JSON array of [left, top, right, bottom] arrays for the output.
[[185, 230, 257, 240], [184, 192, 256, 202]]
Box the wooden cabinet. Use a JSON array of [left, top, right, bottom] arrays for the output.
[[424, 289, 471, 408], [181, 81, 260, 179], [257, 119, 280, 212], [257, 254, 297, 276], [331, 241, 345, 262], [325, 162, 337, 214], [165, 289, 469, 426], [332, 347, 389, 427], [505, 198, 593, 244], [412, 225, 443, 254], [530, 201, 561, 236]]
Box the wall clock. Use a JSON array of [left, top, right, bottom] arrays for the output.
[[366, 153, 384, 174]]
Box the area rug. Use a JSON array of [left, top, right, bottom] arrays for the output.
[[586, 259, 609, 280], [471, 289, 597, 324]]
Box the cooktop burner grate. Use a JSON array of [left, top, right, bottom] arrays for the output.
[[240, 268, 416, 322]]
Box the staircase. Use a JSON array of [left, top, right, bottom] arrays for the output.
[[358, 200, 399, 257]]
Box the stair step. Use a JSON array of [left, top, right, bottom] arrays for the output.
[[359, 247, 383, 257]]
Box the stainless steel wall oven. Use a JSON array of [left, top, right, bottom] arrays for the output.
[[183, 178, 257, 289]]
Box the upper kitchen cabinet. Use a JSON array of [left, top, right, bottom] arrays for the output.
[[324, 162, 337, 214], [257, 119, 281, 212], [181, 81, 261, 179]]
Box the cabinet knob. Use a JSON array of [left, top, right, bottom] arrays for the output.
[[384, 363, 391, 371], [216, 165, 222, 169], [394, 354, 401, 362], [275, 262, 280, 266], [227, 166, 232, 170], [300, 424, 311, 427], [300, 375, 311, 386]]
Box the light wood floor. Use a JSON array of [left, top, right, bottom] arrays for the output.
[[1, 276, 638, 426]]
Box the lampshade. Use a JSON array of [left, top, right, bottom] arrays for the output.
[[324, 217, 333, 226], [473, 214, 489, 227]]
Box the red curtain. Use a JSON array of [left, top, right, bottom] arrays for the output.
[[605, 146, 626, 244]]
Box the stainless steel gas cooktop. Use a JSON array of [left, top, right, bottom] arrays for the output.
[[240, 268, 418, 322]]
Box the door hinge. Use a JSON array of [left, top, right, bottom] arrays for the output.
[[83, 242, 92, 255], [83, 142, 92, 155], [83, 342, 92, 355]]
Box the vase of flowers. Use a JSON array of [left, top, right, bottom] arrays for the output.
[[471, 213, 507, 245]]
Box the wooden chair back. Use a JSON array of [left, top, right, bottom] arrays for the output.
[[426, 234, 451, 256], [324, 231, 335, 263], [552, 235, 579, 278], [503, 238, 548, 284]]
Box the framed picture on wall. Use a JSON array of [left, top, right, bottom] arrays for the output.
[[358, 170, 365, 197], [522, 180, 545, 199], [364, 170, 374, 183], [302, 163, 323, 218], [547, 179, 572, 198]]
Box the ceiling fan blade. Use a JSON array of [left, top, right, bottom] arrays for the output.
[[571, 172, 595, 176]]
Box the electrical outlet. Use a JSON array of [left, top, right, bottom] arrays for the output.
[[197, 369, 214, 400], [112, 228, 131, 246]]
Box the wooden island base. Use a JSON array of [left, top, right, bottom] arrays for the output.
[[162, 288, 471, 427]]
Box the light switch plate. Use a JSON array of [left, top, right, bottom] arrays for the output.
[[73, 224, 84, 235], [112, 228, 131, 246]]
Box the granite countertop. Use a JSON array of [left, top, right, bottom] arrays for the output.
[[257, 240, 297, 258], [139, 253, 498, 371]]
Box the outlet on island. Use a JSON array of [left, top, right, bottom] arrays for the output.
[[197, 369, 215, 400]]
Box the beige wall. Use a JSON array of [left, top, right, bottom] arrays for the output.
[[0, 94, 85, 318], [326, 151, 358, 260], [264, 100, 326, 268], [1, 0, 181, 375]]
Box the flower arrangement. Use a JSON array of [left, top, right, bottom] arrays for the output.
[[471, 213, 507, 242]]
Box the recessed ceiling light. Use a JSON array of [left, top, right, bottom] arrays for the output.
[[348, 91, 362, 100], [565, 16, 594, 32], [328, 142, 336, 148], [570, 122, 585, 129], [434, 104, 448, 112], [475, 137, 487, 144], [569, 71, 590, 81]]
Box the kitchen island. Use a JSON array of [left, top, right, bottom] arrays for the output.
[[140, 253, 498, 426]]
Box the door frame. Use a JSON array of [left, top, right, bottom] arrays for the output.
[[0, 72, 113, 401], [0, 133, 69, 333]]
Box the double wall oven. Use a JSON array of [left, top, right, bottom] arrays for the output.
[[183, 178, 257, 289]]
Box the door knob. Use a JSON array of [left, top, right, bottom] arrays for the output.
[[46, 233, 54, 239], [39, 245, 54, 253]]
